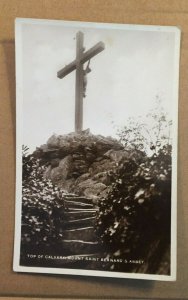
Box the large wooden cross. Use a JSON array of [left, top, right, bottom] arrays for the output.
[[57, 31, 105, 133]]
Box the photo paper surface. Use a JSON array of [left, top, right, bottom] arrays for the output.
[[14, 18, 180, 280]]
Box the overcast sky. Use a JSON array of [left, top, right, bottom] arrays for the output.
[[18, 20, 178, 152]]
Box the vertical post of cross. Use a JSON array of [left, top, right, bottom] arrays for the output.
[[75, 31, 84, 133], [57, 32, 105, 133]]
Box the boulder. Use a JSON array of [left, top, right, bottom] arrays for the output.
[[59, 155, 73, 179], [89, 159, 116, 176], [34, 131, 129, 198], [84, 182, 107, 198], [51, 158, 60, 168], [44, 165, 52, 179], [76, 178, 96, 194], [75, 173, 91, 184], [50, 166, 64, 182], [59, 140, 71, 150], [57, 178, 75, 192], [47, 134, 60, 148], [93, 171, 111, 185], [103, 149, 129, 163]]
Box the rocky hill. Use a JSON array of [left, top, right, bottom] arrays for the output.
[[23, 130, 170, 274], [34, 130, 129, 200]]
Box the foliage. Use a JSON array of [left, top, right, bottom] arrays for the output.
[[96, 107, 172, 274], [21, 146, 66, 259], [117, 100, 172, 155]]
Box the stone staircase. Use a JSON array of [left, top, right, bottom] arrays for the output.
[[57, 194, 103, 268]]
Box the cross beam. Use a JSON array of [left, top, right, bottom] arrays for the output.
[[57, 41, 105, 79], [57, 31, 105, 132]]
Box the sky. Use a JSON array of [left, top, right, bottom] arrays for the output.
[[18, 20, 178, 152]]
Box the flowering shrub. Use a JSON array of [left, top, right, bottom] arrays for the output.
[[117, 100, 172, 155], [21, 146, 66, 262], [96, 145, 172, 273]]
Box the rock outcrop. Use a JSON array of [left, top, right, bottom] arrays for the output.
[[34, 130, 129, 200]]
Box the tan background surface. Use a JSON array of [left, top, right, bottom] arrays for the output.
[[0, 0, 188, 299]]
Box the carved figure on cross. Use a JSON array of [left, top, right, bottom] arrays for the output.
[[57, 31, 105, 133], [83, 59, 91, 98]]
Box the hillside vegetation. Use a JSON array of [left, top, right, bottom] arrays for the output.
[[21, 107, 172, 274]]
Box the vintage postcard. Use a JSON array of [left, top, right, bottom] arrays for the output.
[[14, 18, 180, 280]]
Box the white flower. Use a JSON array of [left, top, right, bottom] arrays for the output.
[[134, 189, 144, 199], [138, 198, 144, 204]]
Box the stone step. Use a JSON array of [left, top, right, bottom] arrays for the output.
[[64, 200, 94, 210], [61, 239, 101, 255], [64, 210, 96, 221], [67, 208, 99, 212], [64, 195, 94, 205], [63, 226, 97, 241], [63, 217, 96, 230]]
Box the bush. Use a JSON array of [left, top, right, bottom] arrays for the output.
[[96, 145, 172, 274], [117, 100, 172, 155], [21, 146, 66, 262]]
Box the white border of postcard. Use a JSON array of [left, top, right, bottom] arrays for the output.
[[13, 18, 181, 281]]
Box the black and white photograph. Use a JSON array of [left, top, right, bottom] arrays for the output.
[[14, 18, 180, 280]]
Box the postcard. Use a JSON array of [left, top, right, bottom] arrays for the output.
[[13, 18, 180, 280]]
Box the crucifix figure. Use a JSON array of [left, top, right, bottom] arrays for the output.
[[57, 31, 105, 133], [83, 59, 91, 98]]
